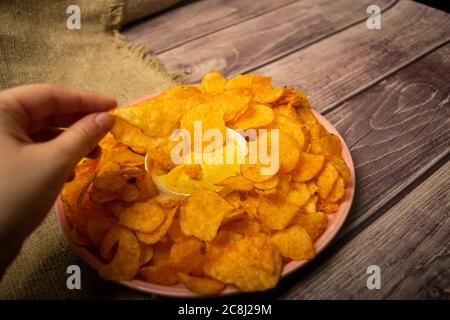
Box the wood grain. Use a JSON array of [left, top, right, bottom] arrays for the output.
[[327, 43, 450, 239], [159, 0, 450, 113], [285, 161, 449, 299], [122, 0, 297, 53], [158, 0, 395, 81], [247, 43, 450, 300]]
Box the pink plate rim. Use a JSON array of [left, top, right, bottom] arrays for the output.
[[55, 92, 356, 298]]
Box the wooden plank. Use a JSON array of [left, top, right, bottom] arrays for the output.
[[159, 0, 450, 113], [285, 161, 449, 299], [249, 43, 450, 300], [256, 0, 450, 112], [326, 43, 450, 239], [122, 0, 297, 53], [158, 0, 395, 81]]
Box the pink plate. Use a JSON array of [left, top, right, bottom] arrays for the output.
[[55, 92, 355, 297]]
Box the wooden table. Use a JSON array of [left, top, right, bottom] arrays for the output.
[[122, 0, 450, 299]]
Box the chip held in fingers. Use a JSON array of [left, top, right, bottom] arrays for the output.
[[61, 71, 351, 295]]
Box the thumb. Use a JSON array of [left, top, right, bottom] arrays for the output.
[[51, 112, 115, 168]]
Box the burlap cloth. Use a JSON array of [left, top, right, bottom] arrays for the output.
[[0, 0, 184, 299]]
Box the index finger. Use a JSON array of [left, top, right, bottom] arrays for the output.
[[0, 84, 117, 130]]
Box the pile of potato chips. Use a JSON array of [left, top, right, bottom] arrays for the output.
[[61, 71, 350, 295]]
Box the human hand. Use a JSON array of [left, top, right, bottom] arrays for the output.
[[0, 84, 116, 275]]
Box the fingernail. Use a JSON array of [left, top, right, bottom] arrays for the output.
[[94, 112, 115, 130]]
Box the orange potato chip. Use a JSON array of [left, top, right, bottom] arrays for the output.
[[136, 206, 177, 244], [169, 237, 205, 273], [112, 97, 183, 138], [327, 176, 345, 202], [167, 216, 188, 243], [271, 225, 315, 260], [119, 202, 165, 233], [273, 115, 305, 151], [218, 175, 254, 192], [320, 133, 342, 156], [278, 129, 300, 174], [140, 264, 179, 286], [178, 273, 225, 295], [99, 226, 141, 281], [111, 117, 164, 151], [201, 71, 226, 93], [292, 152, 325, 182], [257, 197, 299, 231], [326, 154, 351, 185], [93, 161, 126, 192], [241, 196, 261, 218], [231, 103, 274, 130], [317, 162, 339, 199], [291, 211, 327, 241], [208, 88, 252, 122], [254, 175, 279, 190], [204, 231, 282, 292], [241, 161, 274, 183], [286, 182, 310, 207], [180, 190, 233, 241], [220, 216, 261, 235], [180, 102, 226, 147], [139, 243, 154, 267], [317, 199, 339, 213], [86, 209, 117, 246], [254, 86, 284, 104]]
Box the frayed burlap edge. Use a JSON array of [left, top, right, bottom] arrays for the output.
[[102, 0, 186, 86]]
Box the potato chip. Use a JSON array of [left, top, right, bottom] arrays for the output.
[[204, 231, 281, 292], [140, 264, 179, 286], [292, 152, 325, 182], [150, 193, 185, 209], [257, 197, 298, 231], [326, 154, 351, 185], [61, 158, 97, 224], [86, 209, 117, 246], [241, 161, 274, 183], [178, 273, 225, 295], [327, 177, 345, 202], [317, 200, 339, 213], [180, 190, 233, 241], [93, 161, 126, 192], [286, 182, 310, 207], [99, 226, 141, 281], [231, 103, 274, 130], [317, 162, 339, 199], [291, 211, 327, 241], [119, 202, 165, 233], [180, 102, 226, 147], [220, 216, 261, 235], [112, 97, 183, 138], [320, 133, 341, 156], [254, 86, 284, 104], [139, 243, 154, 267], [218, 175, 253, 192], [278, 129, 300, 174], [225, 74, 271, 90], [212, 88, 252, 122], [254, 175, 279, 190], [167, 216, 188, 243], [169, 237, 205, 273], [241, 196, 261, 218], [136, 206, 177, 244], [201, 71, 226, 93], [271, 225, 315, 260], [225, 192, 242, 209], [272, 115, 305, 151], [276, 175, 292, 197], [111, 117, 166, 151]]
